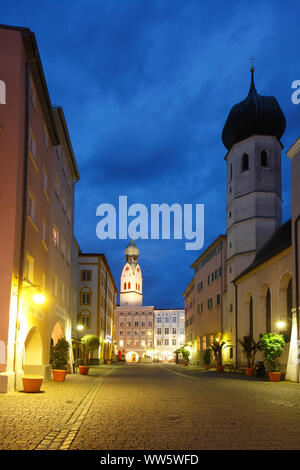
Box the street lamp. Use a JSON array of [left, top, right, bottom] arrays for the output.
[[33, 292, 46, 305], [77, 324, 84, 331], [277, 320, 285, 330]]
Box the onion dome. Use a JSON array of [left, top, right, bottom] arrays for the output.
[[222, 67, 286, 150], [125, 239, 139, 257]]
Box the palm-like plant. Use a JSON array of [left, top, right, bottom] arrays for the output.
[[239, 336, 261, 368], [208, 337, 231, 367]]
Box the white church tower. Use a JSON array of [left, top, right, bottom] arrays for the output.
[[120, 239, 143, 306]]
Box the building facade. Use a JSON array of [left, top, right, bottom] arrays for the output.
[[0, 25, 79, 392], [153, 309, 185, 361], [286, 137, 300, 382], [116, 240, 185, 362], [183, 235, 227, 364], [77, 253, 117, 363]]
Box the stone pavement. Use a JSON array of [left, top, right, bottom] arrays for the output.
[[1, 363, 300, 450], [0, 365, 114, 450]]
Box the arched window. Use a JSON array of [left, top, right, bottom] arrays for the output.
[[241, 153, 249, 172], [128, 282, 131, 289], [249, 296, 253, 337], [266, 288, 271, 333], [261, 150, 267, 167], [286, 280, 292, 340], [124, 283, 127, 290]]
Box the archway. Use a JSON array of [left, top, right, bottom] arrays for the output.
[[51, 321, 64, 345], [279, 273, 293, 341], [23, 327, 43, 375], [126, 351, 139, 363]]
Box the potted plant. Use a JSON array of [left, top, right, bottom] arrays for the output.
[[203, 348, 211, 370], [260, 333, 285, 382], [208, 337, 231, 372], [239, 336, 261, 376], [182, 348, 190, 366], [80, 335, 100, 375], [22, 375, 43, 393], [50, 337, 71, 382]]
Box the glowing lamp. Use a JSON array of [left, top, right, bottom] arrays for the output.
[[277, 321, 285, 329], [77, 324, 84, 331], [33, 293, 45, 305]]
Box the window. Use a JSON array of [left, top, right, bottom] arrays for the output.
[[52, 274, 58, 297], [134, 330, 139, 337], [172, 339, 176, 346], [124, 283, 127, 290], [148, 321, 152, 326], [180, 328, 184, 334], [165, 316, 169, 323], [165, 339, 169, 346], [53, 226, 59, 248], [261, 150, 267, 167], [157, 317, 162, 323], [241, 153, 249, 172], [134, 321, 139, 327], [229, 162, 233, 182], [172, 328, 176, 334], [81, 270, 92, 282], [157, 339, 162, 346], [165, 328, 169, 335], [128, 282, 131, 289], [42, 167, 48, 193], [198, 281, 203, 292], [208, 298, 213, 309], [172, 316, 177, 323], [127, 330, 131, 336], [79, 312, 91, 328], [157, 328, 161, 335], [119, 340, 124, 348], [80, 288, 91, 305], [25, 254, 34, 283], [202, 336, 207, 351], [216, 294, 221, 306], [55, 175, 60, 199], [28, 192, 36, 222], [141, 330, 145, 336], [61, 237, 66, 257], [119, 330, 124, 336], [44, 125, 49, 150]]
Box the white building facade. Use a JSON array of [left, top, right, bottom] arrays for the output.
[[154, 309, 185, 361]]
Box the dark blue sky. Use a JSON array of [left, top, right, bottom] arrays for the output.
[[3, 1, 299, 307]]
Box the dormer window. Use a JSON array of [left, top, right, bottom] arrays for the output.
[[241, 153, 249, 172]]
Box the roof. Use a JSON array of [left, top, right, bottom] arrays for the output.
[[234, 219, 292, 283], [190, 234, 226, 270]]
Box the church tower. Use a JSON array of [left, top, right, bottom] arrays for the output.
[[120, 239, 143, 306], [222, 67, 286, 360]]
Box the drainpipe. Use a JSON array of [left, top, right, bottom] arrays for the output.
[[294, 214, 300, 382]]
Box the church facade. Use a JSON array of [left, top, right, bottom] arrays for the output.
[[184, 67, 294, 372]]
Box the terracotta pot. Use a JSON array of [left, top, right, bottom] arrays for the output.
[[79, 365, 89, 375], [216, 365, 224, 372], [268, 371, 281, 382], [106, 360, 112, 365], [52, 369, 67, 382], [184, 362, 189, 366], [244, 367, 255, 377], [22, 377, 43, 393], [204, 364, 210, 370]]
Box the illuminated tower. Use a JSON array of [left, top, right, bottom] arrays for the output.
[[120, 239, 143, 306]]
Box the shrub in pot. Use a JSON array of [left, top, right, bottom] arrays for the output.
[[260, 333, 285, 382], [50, 337, 71, 382], [203, 348, 211, 370], [239, 336, 261, 376], [181, 348, 190, 366], [80, 335, 100, 374], [208, 337, 231, 372]]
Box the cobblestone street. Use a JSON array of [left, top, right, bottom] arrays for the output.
[[1, 363, 300, 450]]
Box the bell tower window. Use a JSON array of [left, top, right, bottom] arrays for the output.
[[241, 153, 249, 172], [261, 150, 267, 167]]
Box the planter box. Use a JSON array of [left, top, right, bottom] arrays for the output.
[[22, 376, 43, 393], [268, 371, 281, 382], [79, 366, 89, 375], [244, 368, 255, 377], [52, 370, 67, 382]]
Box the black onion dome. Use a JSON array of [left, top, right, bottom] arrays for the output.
[[222, 67, 286, 150]]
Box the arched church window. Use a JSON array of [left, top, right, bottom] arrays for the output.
[[124, 283, 127, 290], [241, 153, 249, 172], [249, 296, 253, 338], [261, 150, 267, 167], [128, 282, 131, 289], [286, 280, 292, 341], [266, 288, 271, 333]]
